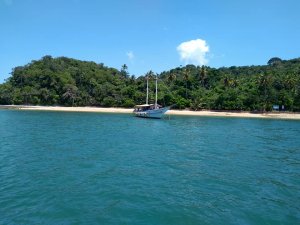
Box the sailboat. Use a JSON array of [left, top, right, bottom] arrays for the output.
[[133, 75, 170, 119]]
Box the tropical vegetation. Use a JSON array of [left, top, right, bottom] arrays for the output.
[[0, 56, 299, 111]]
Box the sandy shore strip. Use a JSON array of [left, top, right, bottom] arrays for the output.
[[1, 105, 133, 113], [167, 110, 300, 120], [1, 105, 300, 120]]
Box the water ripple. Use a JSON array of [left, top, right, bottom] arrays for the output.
[[0, 111, 300, 224]]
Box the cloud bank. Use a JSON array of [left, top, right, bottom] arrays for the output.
[[177, 39, 209, 66]]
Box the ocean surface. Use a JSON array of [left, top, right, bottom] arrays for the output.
[[0, 110, 299, 225]]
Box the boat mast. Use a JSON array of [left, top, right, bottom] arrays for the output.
[[146, 75, 149, 105], [155, 75, 158, 109]]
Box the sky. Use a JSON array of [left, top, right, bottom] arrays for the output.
[[0, 0, 300, 82]]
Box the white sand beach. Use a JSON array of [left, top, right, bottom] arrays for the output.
[[2, 105, 300, 120], [16, 105, 133, 113], [167, 110, 300, 120]]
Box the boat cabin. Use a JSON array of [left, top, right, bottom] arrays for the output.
[[133, 104, 162, 112]]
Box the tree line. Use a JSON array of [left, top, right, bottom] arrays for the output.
[[0, 55, 299, 111]]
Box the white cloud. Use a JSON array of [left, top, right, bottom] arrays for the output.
[[126, 51, 134, 62], [177, 39, 209, 66]]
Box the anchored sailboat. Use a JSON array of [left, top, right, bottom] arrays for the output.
[[133, 73, 170, 119]]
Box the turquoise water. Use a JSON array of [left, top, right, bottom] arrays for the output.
[[0, 110, 299, 225]]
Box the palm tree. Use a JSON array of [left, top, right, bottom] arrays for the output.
[[63, 84, 78, 106], [167, 71, 177, 83], [121, 64, 128, 71], [199, 65, 207, 87], [40, 88, 50, 104], [284, 73, 298, 110], [121, 64, 128, 78], [285, 73, 297, 91], [223, 75, 238, 88], [183, 68, 190, 99], [257, 73, 273, 111], [22, 86, 35, 105], [146, 70, 155, 79], [223, 75, 230, 87]]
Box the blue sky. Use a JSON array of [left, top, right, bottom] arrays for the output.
[[1, 0, 299, 82]]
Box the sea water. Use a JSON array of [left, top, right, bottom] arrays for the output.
[[0, 110, 299, 224]]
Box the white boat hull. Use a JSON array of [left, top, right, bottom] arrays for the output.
[[134, 107, 169, 119]]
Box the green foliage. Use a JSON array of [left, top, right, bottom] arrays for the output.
[[267, 57, 282, 66], [122, 99, 135, 108], [0, 55, 300, 112]]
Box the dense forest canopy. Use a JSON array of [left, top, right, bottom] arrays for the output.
[[0, 55, 300, 111]]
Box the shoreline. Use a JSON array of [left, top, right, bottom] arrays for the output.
[[1, 105, 300, 120]]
